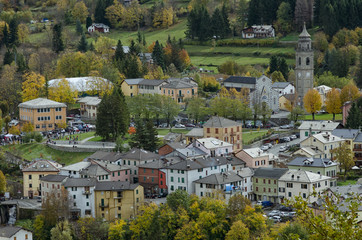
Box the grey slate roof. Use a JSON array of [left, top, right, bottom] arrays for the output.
[[185, 128, 204, 137], [272, 82, 291, 89], [79, 163, 108, 176], [0, 226, 29, 238], [138, 159, 166, 169], [87, 151, 124, 162], [354, 133, 362, 143], [204, 116, 240, 128], [64, 178, 97, 187], [18, 98, 66, 109], [94, 160, 129, 171], [287, 156, 337, 168], [22, 159, 60, 172], [78, 96, 101, 106], [329, 184, 362, 198], [40, 175, 68, 182], [194, 171, 243, 185], [331, 129, 360, 139], [164, 156, 240, 171], [95, 181, 139, 191], [121, 148, 160, 161], [253, 167, 288, 179], [223, 76, 256, 84], [162, 80, 195, 89], [166, 142, 186, 149], [124, 78, 144, 85], [174, 147, 206, 158], [139, 79, 165, 86]]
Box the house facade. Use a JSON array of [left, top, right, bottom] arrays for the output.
[[287, 156, 338, 187], [161, 78, 198, 104], [234, 148, 276, 168], [278, 170, 331, 203], [39, 175, 68, 203], [314, 85, 332, 106], [138, 160, 168, 196], [253, 168, 288, 203], [272, 82, 295, 97], [241, 25, 275, 38], [138, 79, 166, 95], [203, 116, 243, 152], [78, 97, 101, 120], [0, 226, 33, 240], [298, 121, 340, 141], [188, 138, 233, 157], [353, 133, 362, 167], [88, 23, 110, 33], [64, 178, 97, 218], [94, 181, 144, 221], [22, 159, 62, 198], [18, 98, 67, 131], [121, 78, 143, 97]]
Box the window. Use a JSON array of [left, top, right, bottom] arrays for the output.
[[263, 179, 265, 184], [303, 193, 306, 198], [182, 178, 185, 183], [279, 187, 285, 192], [207, 128, 210, 133], [143, 177, 146, 181], [86, 202, 89, 206], [256, 187, 258, 191], [171, 185, 174, 190], [274, 180, 276, 184], [287, 183, 293, 188], [171, 177, 174, 182], [263, 188, 266, 192], [301, 184, 307, 189], [151, 169, 154, 174], [325, 181, 327, 186], [268, 179, 270, 184], [29, 175, 32, 179], [256, 178, 258, 183], [225, 128, 228, 133], [73, 195, 76, 199], [268, 188, 271, 192], [298, 57, 301, 65], [29, 184, 32, 188], [306, 57, 310, 66], [160, 174, 163, 179], [288, 192, 292, 197], [171, 169, 173, 173], [178, 177, 180, 183], [305, 131, 309, 136], [215, 128, 218, 134], [151, 177, 154, 182]]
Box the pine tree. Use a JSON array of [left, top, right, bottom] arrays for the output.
[[199, 6, 211, 41], [8, 18, 19, 47], [144, 118, 158, 152], [221, 4, 231, 38], [114, 40, 125, 62], [137, 30, 142, 44], [346, 101, 362, 129], [269, 55, 278, 74], [95, 0, 106, 23], [52, 24, 64, 53], [16, 53, 27, 72], [142, 33, 146, 46], [248, 0, 261, 25], [356, 49, 362, 88], [278, 57, 289, 80], [77, 34, 88, 52], [86, 16, 92, 29], [211, 8, 223, 39], [123, 55, 141, 78], [1, 24, 8, 47], [76, 19, 83, 35], [152, 40, 165, 70], [129, 40, 138, 55], [130, 117, 146, 149], [3, 48, 13, 65]]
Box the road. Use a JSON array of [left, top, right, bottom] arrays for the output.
[[263, 137, 301, 157]]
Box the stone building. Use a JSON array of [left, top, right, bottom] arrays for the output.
[[295, 23, 314, 105]]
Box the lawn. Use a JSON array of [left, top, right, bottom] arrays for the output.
[[242, 130, 270, 145], [2, 144, 92, 165], [58, 131, 96, 141], [337, 179, 357, 186], [304, 114, 342, 121], [157, 128, 191, 136]]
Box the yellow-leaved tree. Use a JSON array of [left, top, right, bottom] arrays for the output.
[[219, 87, 229, 97], [325, 88, 342, 121], [144, 66, 169, 80], [94, 36, 116, 59], [18, 23, 29, 43], [22, 72, 46, 101], [105, 0, 125, 29], [108, 219, 126, 240], [22, 121, 34, 133], [72, 1, 88, 23], [0, 170, 6, 194], [303, 89, 322, 120], [9, 126, 20, 135], [49, 78, 77, 105], [340, 83, 360, 104], [85, 76, 114, 97]]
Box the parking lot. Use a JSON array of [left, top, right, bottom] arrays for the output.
[[255, 201, 296, 223]]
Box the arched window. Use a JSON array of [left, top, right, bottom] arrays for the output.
[[298, 57, 301, 66], [306, 57, 310, 65]]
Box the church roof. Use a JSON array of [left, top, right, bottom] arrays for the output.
[[299, 23, 311, 38]]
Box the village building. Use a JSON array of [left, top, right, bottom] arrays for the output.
[[138, 159, 168, 196], [187, 137, 233, 157], [298, 121, 341, 141], [272, 82, 295, 97], [39, 175, 68, 203], [234, 147, 277, 168], [241, 25, 275, 39], [88, 23, 110, 33], [0, 226, 33, 240], [78, 96, 101, 120]]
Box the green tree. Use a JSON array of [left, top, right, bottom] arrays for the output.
[[1, 24, 9, 47], [3, 48, 14, 65], [50, 221, 72, 240], [331, 142, 356, 180], [275, 2, 293, 35], [144, 118, 159, 152], [52, 23, 64, 53], [226, 195, 251, 222], [114, 40, 125, 62], [210, 97, 230, 118], [78, 34, 88, 52], [152, 40, 165, 70], [277, 222, 309, 240], [33, 215, 47, 240], [161, 96, 180, 127], [346, 99, 362, 129], [76, 19, 83, 35], [73, 217, 109, 240], [269, 55, 278, 75], [225, 220, 249, 240], [260, 102, 272, 126], [86, 15, 92, 29], [166, 189, 191, 212], [96, 87, 130, 140], [186, 97, 206, 123], [8, 18, 19, 47], [356, 48, 362, 88], [288, 106, 305, 122], [0, 170, 6, 194]]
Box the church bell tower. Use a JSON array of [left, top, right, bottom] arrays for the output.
[[295, 23, 314, 105]]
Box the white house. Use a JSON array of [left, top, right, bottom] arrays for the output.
[[298, 121, 340, 141], [234, 147, 277, 168], [314, 85, 332, 106], [0, 226, 32, 240], [64, 178, 97, 218], [59, 161, 91, 178], [162, 156, 244, 194], [188, 138, 233, 157], [241, 25, 275, 39], [40, 175, 68, 203], [78, 97, 102, 120], [272, 82, 295, 97], [278, 169, 331, 203], [88, 23, 110, 33]]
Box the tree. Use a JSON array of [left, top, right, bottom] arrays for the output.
[[226, 195, 251, 222], [33, 215, 47, 240], [22, 72, 46, 101], [72, 1, 88, 23], [315, 72, 351, 89], [48, 78, 77, 105], [210, 97, 230, 118], [269, 55, 278, 75], [52, 23, 64, 53], [166, 189, 191, 212], [50, 221, 72, 240], [356, 48, 362, 88], [303, 89, 322, 120], [76, 19, 83, 35], [277, 222, 309, 240], [0, 170, 6, 194], [22, 121, 34, 133], [275, 2, 293, 35], [161, 96, 180, 127], [94, 36, 116, 59], [271, 71, 285, 82], [114, 40, 125, 62], [0, 65, 22, 116], [325, 88, 342, 120], [340, 83, 360, 104], [78, 34, 88, 52], [17, 23, 29, 43], [9, 126, 20, 135], [106, 0, 125, 28], [260, 102, 272, 126], [86, 15, 92, 29], [152, 40, 165, 70], [3, 48, 13, 65], [288, 106, 305, 122], [130, 117, 158, 152], [331, 142, 356, 180], [8, 18, 18, 47], [108, 219, 126, 240], [186, 97, 206, 123], [73, 217, 109, 240], [96, 87, 129, 140], [225, 220, 249, 240]]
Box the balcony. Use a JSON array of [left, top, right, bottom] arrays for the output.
[[114, 194, 123, 199], [82, 190, 91, 195], [99, 203, 109, 208]]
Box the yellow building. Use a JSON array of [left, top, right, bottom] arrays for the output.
[[203, 116, 243, 152], [121, 79, 142, 97], [94, 181, 144, 221], [279, 94, 297, 111], [22, 159, 62, 198], [161, 80, 198, 105], [18, 98, 67, 131]]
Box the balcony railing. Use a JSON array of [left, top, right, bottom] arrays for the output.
[[114, 195, 123, 199], [82, 190, 91, 195]]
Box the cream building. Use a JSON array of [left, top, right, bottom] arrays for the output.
[[19, 98, 67, 131], [78, 97, 101, 120]]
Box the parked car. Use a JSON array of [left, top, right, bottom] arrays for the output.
[[268, 210, 281, 217], [261, 145, 269, 151], [267, 143, 273, 148], [262, 201, 273, 208], [290, 135, 297, 140], [279, 146, 287, 152], [269, 216, 281, 222], [185, 123, 195, 128], [280, 124, 290, 129], [279, 206, 293, 212], [282, 137, 291, 142], [174, 123, 185, 128]]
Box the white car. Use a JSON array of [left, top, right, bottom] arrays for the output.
[[279, 146, 287, 152], [174, 123, 185, 128], [267, 143, 273, 148], [269, 216, 281, 222], [290, 135, 297, 140], [268, 210, 280, 217], [261, 145, 269, 151], [283, 137, 291, 142]]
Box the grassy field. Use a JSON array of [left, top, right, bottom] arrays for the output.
[[2, 144, 92, 165], [337, 179, 357, 186], [242, 130, 270, 144], [304, 114, 342, 121], [157, 128, 191, 136]]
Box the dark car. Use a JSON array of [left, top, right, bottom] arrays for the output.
[[158, 192, 168, 198], [185, 123, 195, 128], [262, 201, 273, 208]]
